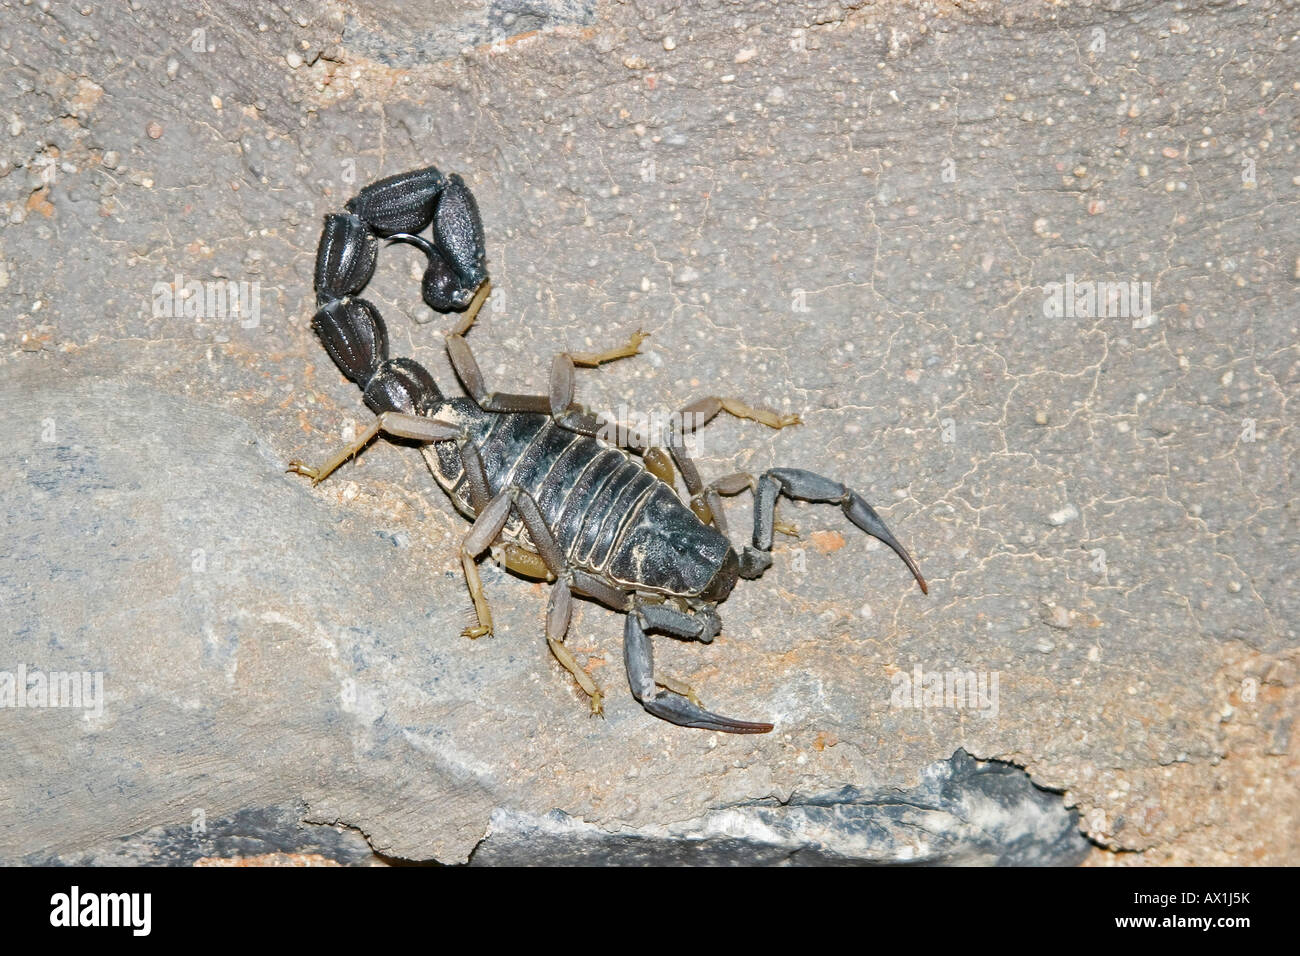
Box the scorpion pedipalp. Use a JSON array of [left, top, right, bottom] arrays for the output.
[[751, 468, 929, 594], [624, 604, 774, 734]]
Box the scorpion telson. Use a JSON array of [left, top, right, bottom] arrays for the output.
[[291, 164, 929, 735]]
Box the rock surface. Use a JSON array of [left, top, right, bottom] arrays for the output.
[[31, 750, 1090, 866], [473, 750, 1091, 865], [0, 0, 1295, 864]]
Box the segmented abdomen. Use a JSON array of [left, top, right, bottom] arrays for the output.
[[452, 411, 668, 578]]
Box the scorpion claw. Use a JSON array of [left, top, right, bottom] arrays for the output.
[[626, 608, 773, 733], [753, 469, 928, 594], [644, 691, 774, 735], [842, 493, 928, 594], [462, 624, 492, 639]]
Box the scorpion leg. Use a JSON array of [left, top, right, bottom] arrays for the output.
[[569, 569, 633, 612], [544, 335, 696, 489], [547, 577, 605, 716], [458, 490, 513, 639], [545, 348, 679, 485], [445, 321, 674, 483], [680, 471, 798, 539], [678, 396, 803, 432], [547, 334, 648, 422], [457, 437, 492, 511], [456, 484, 608, 713], [546, 338, 678, 483], [288, 412, 461, 486], [666, 444, 728, 534], [624, 600, 773, 734], [663, 397, 799, 535], [511, 489, 607, 713], [446, 324, 650, 431], [745, 468, 928, 594], [452, 439, 502, 639], [445, 332, 551, 414], [684, 470, 753, 536], [457, 279, 492, 331], [559, 331, 650, 369]]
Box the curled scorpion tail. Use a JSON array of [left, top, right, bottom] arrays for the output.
[[311, 297, 443, 417], [309, 167, 460, 417], [312, 297, 388, 387], [345, 165, 446, 237], [314, 213, 378, 307]]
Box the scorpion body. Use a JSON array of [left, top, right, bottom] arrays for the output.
[[423, 403, 737, 602], [292, 165, 927, 734]]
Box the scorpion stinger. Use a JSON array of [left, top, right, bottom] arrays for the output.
[[385, 232, 491, 325], [384, 173, 490, 317]]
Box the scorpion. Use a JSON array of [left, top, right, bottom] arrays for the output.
[[290, 165, 928, 734]]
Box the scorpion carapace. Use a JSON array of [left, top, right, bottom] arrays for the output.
[[291, 165, 929, 735]]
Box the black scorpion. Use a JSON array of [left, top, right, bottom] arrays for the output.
[[291, 165, 929, 734]]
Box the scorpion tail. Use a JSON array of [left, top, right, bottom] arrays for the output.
[[345, 165, 446, 237], [387, 233, 480, 313], [312, 297, 389, 387], [314, 213, 378, 306], [311, 295, 443, 417], [384, 232, 438, 259]]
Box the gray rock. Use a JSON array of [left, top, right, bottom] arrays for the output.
[[32, 805, 383, 867], [27, 751, 1089, 866], [472, 750, 1092, 866]]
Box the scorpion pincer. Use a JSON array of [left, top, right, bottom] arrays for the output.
[[291, 164, 929, 734]]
